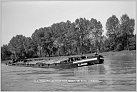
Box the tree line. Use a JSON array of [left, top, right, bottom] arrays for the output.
[[1, 14, 136, 60]]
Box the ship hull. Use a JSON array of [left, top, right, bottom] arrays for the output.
[[6, 56, 104, 69]]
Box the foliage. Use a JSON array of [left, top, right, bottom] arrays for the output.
[[7, 35, 37, 59], [106, 15, 120, 50], [115, 43, 123, 51], [118, 14, 135, 50], [129, 35, 136, 50], [1, 45, 12, 60], [1, 14, 136, 60], [89, 18, 104, 52], [105, 14, 136, 51]]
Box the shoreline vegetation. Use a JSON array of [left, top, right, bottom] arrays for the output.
[[1, 14, 136, 62]]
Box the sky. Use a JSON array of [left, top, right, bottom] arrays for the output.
[[1, 0, 136, 46]]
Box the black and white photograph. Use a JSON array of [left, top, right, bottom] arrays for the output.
[[1, 0, 136, 91]]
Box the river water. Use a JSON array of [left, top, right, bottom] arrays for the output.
[[1, 55, 136, 91]]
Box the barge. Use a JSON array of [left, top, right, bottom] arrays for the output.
[[6, 54, 104, 69]]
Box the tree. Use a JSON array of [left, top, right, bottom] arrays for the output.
[[8, 35, 37, 59], [3, 14, 135, 60], [99, 35, 108, 52], [8, 35, 27, 59], [23, 37, 38, 58], [50, 22, 67, 56], [89, 18, 103, 52], [32, 27, 50, 57], [74, 18, 91, 54], [119, 14, 135, 50], [106, 15, 120, 50], [1, 45, 12, 60]]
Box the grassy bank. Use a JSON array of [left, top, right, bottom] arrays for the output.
[[100, 50, 136, 57]]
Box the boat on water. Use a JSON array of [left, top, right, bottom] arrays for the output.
[[6, 54, 104, 69]]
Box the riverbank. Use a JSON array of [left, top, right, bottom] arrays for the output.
[[100, 50, 136, 57]]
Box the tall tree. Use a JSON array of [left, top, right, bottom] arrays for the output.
[[1, 45, 12, 60], [8, 35, 27, 59], [23, 37, 37, 58], [74, 18, 90, 54], [89, 18, 103, 52], [119, 14, 135, 50], [32, 28, 49, 57], [106, 15, 120, 50]]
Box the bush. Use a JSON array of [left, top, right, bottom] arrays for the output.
[[129, 36, 136, 50], [116, 43, 123, 51], [129, 45, 136, 50]]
